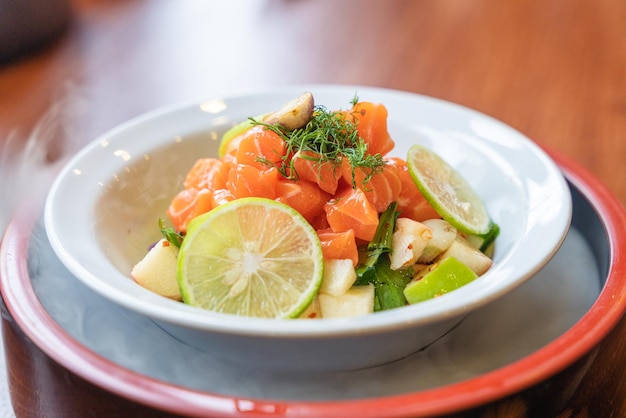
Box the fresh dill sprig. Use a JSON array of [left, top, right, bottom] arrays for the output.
[[251, 101, 385, 188], [159, 218, 184, 248], [350, 93, 359, 107]]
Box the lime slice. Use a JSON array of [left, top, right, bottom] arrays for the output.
[[177, 197, 324, 318], [218, 114, 266, 157], [407, 144, 492, 236]]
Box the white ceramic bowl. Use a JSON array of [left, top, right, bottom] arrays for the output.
[[44, 85, 572, 372]]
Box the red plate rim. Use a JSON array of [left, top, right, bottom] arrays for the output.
[[1, 148, 625, 418]]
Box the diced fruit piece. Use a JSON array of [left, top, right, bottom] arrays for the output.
[[463, 234, 482, 250], [389, 218, 433, 270], [177, 197, 324, 318], [437, 237, 493, 276], [463, 222, 500, 254], [319, 258, 357, 297], [403, 256, 478, 304], [410, 263, 430, 275], [318, 284, 375, 318], [418, 219, 457, 263], [131, 239, 181, 300], [406, 144, 493, 235]]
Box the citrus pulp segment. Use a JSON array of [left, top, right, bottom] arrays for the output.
[[406, 144, 492, 235], [177, 197, 324, 319]]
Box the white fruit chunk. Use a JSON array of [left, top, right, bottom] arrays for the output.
[[462, 233, 484, 250], [131, 239, 181, 300], [299, 297, 322, 319], [318, 284, 375, 318], [390, 218, 432, 270], [319, 258, 357, 297], [437, 237, 493, 276], [418, 219, 457, 263]]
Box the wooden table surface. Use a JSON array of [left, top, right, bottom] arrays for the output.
[[0, 0, 625, 417]]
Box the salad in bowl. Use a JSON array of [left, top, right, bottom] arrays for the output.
[[44, 85, 571, 371], [131, 92, 499, 320]]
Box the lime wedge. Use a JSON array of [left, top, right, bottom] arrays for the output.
[[218, 114, 266, 157], [177, 197, 324, 318], [406, 144, 492, 236]]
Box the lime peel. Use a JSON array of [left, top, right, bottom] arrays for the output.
[[406, 144, 492, 236]]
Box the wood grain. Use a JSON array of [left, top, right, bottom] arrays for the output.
[[0, 0, 624, 416]]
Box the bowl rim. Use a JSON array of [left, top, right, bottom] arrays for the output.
[[1, 148, 625, 416], [41, 85, 573, 337]]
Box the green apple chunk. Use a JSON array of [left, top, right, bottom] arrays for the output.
[[403, 256, 478, 304]]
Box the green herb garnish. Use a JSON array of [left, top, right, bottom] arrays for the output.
[[354, 202, 412, 311], [252, 99, 385, 188], [159, 218, 184, 248]]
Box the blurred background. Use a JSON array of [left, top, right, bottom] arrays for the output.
[[0, 1, 625, 416], [1, 0, 624, 189]]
